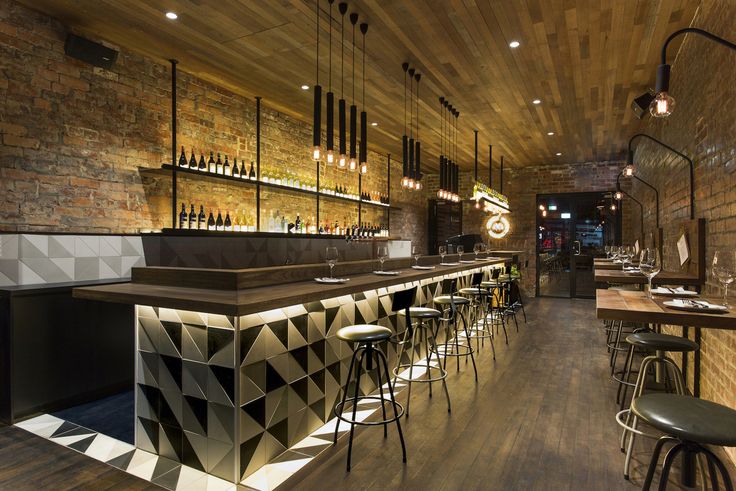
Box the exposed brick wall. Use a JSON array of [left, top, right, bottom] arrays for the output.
[[0, 0, 422, 245], [620, 1, 736, 464]]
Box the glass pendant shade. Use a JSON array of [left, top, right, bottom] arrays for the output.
[[614, 191, 623, 200], [338, 154, 347, 168], [650, 92, 675, 118], [623, 164, 635, 177], [326, 150, 335, 164], [348, 157, 357, 172], [360, 162, 367, 174], [312, 146, 322, 161]]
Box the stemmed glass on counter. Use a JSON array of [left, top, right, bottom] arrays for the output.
[[473, 242, 482, 260], [457, 245, 465, 262], [604, 245, 611, 259], [638, 248, 661, 298], [377, 246, 388, 272], [439, 245, 447, 265], [713, 250, 735, 307], [325, 247, 338, 278], [412, 245, 421, 267]]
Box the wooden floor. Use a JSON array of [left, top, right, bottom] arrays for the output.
[[291, 297, 735, 490], [0, 424, 158, 490], [1, 297, 733, 490]]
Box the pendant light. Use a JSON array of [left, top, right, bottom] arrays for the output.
[[348, 12, 358, 172], [443, 99, 450, 199], [401, 63, 409, 188], [359, 22, 368, 174], [325, 0, 335, 164], [437, 97, 445, 199], [311, 0, 322, 161], [407, 68, 415, 189], [447, 103, 454, 200], [414, 72, 422, 190], [337, 2, 348, 168]]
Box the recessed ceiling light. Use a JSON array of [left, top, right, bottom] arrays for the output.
[[509, 40, 520, 48], [556, 152, 562, 156], [532, 99, 542, 105], [547, 131, 555, 136], [165, 12, 178, 20], [371, 122, 378, 126], [300, 84, 310, 90]]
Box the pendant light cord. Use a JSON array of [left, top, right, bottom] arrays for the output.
[[403, 70, 406, 137], [351, 19, 355, 104], [409, 74, 413, 139], [416, 77, 419, 141]]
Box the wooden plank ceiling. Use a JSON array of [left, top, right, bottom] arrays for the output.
[[22, 0, 699, 171]]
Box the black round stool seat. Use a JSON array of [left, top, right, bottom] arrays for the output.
[[625, 332, 699, 352], [336, 325, 392, 343], [398, 307, 441, 319], [632, 394, 736, 447], [433, 295, 470, 305]]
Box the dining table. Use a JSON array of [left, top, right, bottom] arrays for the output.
[[594, 269, 701, 287]]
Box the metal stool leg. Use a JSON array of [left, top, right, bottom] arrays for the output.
[[377, 349, 407, 463], [642, 436, 677, 489], [460, 310, 480, 378], [702, 446, 734, 491], [346, 349, 366, 471], [334, 345, 361, 443], [428, 319, 451, 413], [374, 348, 388, 438], [404, 326, 418, 417], [658, 443, 685, 491]]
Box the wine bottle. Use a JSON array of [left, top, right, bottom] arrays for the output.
[[216, 211, 224, 231], [224, 212, 232, 231], [249, 161, 256, 179], [198, 205, 206, 229], [207, 211, 215, 231], [232, 159, 240, 178], [188, 204, 196, 229], [198, 153, 206, 172], [208, 152, 216, 173], [280, 216, 287, 233], [216, 154, 224, 175], [179, 203, 187, 228], [295, 215, 301, 234], [189, 149, 197, 169], [224, 155, 231, 176], [178, 146, 187, 167]]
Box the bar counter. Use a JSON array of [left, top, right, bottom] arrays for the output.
[[72, 254, 507, 483]]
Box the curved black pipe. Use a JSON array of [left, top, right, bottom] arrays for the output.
[[660, 28, 736, 65], [616, 180, 644, 240], [618, 171, 659, 228], [628, 133, 694, 219]]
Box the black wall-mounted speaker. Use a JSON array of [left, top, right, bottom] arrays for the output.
[[64, 34, 118, 69], [631, 91, 655, 119]]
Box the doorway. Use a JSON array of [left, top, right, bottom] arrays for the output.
[[536, 192, 620, 298]]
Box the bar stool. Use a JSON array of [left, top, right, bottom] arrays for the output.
[[433, 278, 479, 379], [480, 269, 509, 345], [634, 394, 736, 490], [332, 324, 407, 471], [616, 332, 699, 480], [392, 286, 451, 417], [460, 272, 498, 353]]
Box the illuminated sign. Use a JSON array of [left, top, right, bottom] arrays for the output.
[[472, 181, 510, 214], [486, 214, 510, 239]]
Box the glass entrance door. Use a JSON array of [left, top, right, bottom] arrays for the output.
[[536, 192, 619, 298]]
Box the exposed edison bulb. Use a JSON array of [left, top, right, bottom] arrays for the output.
[[401, 176, 409, 188], [614, 191, 623, 200], [326, 150, 335, 165], [415, 180, 422, 190], [475, 200, 481, 209], [610, 203, 617, 212], [650, 92, 675, 118], [539, 204, 545, 211], [408, 179, 415, 190], [348, 157, 358, 172], [437, 189, 443, 199], [623, 164, 635, 177], [359, 162, 367, 174], [337, 154, 347, 168], [542, 210, 547, 217], [312, 146, 321, 161]]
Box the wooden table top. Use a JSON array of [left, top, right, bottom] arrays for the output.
[[596, 289, 736, 330], [74, 258, 507, 316], [593, 262, 623, 270], [594, 269, 701, 286]]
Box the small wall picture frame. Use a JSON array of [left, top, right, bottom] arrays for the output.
[[677, 233, 690, 266]]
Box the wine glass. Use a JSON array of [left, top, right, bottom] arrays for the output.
[[457, 245, 464, 262], [620, 246, 632, 269], [377, 246, 388, 272], [604, 245, 611, 259], [412, 245, 421, 267], [473, 242, 482, 260], [713, 251, 735, 307], [439, 245, 447, 264], [325, 247, 338, 278], [639, 248, 661, 298]]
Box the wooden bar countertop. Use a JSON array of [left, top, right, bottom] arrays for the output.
[[594, 269, 701, 286], [73, 255, 508, 316], [596, 289, 736, 330]]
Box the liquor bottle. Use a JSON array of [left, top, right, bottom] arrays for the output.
[[232, 209, 240, 232], [280, 216, 287, 233], [249, 161, 256, 180], [198, 205, 206, 229], [335, 221, 341, 236], [179, 203, 187, 228], [207, 211, 215, 230], [319, 223, 324, 234], [198, 153, 207, 172], [295, 215, 301, 233], [232, 159, 240, 178], [188, 204, 196, 229], [208, 152, 216, 173], [216, 154, 224, 175], [224, 212, 232, 231], [216, 211, 224, 231], [189, 149, 197, 169], [224, 155, 231, 176], [178, 146, 187, 167]]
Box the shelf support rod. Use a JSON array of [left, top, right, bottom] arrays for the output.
[[256, 96, 261, 231]]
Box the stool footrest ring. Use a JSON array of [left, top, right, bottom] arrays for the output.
[[615, 409, 660, 440], [334, 396, 405, 426], [393, 363, 448, 383]]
